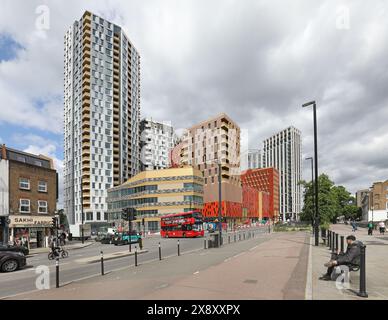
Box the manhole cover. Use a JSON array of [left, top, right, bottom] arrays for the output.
[[243, 279, 258, 284]]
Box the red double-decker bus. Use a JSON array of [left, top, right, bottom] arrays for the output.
[[160, 211, 204, 238]]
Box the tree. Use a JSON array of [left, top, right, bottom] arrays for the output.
[[301, 174, 357, 228]]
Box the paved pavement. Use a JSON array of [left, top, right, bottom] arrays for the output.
[[308, 223, 388, 300], [4, 230, 311, 300]]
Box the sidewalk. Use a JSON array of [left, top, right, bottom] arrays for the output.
[[7, 231, 310, 300], [310, 224, 388, 300], [29, 241, 94, 255]]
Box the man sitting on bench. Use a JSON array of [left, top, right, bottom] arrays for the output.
[[319, 235, 362, 281]]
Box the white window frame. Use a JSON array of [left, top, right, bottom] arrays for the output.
[[19, 178, 30, 190], [38, 181, 47, 193], [38, 200, 48, 214], [20, 199, 30, 213]]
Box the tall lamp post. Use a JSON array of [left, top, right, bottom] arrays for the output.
[[305, 157, 314, 231], [302, 101, 319, 246]]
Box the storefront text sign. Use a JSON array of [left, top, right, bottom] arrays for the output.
[[10, 215, 53, 227]]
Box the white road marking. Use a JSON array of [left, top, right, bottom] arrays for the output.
[[249, 245, 259, 251], [193, 271, 199, 275]]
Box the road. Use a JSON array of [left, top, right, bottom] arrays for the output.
[[0, 227, 268, 299]]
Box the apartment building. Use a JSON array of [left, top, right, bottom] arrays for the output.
[[241, 149, 261, 171], [262, 126, 302, 221], [140, 119, 174, 171], [63, 11, 141, 226], [180, 113, 242, 222]]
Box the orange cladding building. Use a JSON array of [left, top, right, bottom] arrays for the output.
[[241, 168, 279, 221]]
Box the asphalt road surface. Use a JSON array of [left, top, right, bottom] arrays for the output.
[[0, 227, 268, 298]]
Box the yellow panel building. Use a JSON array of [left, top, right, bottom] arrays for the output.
[[107, 167, 204, 232]]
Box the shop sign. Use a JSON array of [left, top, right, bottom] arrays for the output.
[[10, 215, 53, 227]]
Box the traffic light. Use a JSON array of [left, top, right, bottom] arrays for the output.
[[121, 209, 128, 220], [122, 208, 137, 221], [52, 217, 57, 228]]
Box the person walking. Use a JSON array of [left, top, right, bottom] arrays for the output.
[[379, 221, 386, 235], [351, 220, 357, 232], [368, 221, 373, 236]]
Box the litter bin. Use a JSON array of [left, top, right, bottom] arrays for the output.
[[68, 233, 73, 241], [208, 231, 220, 248]]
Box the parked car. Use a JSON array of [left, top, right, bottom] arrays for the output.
[[0, 251, 27, 272], [0, 244, 29, 256]]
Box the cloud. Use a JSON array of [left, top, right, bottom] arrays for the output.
[[0, 0, 387, 196]]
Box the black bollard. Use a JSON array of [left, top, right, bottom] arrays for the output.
[[340, 236, 344, 254], [159, 242, 162, 260], [243, 233, 246, 240], [331, 232, 336, 253], [328, 230, 331, 248], [234, 233, 236, 242], [357, 245, 368, 298], [129, 242, 131, 253], [335, 233, 339, 253], [204, 238, 207, 249], [177, 240, 180, 256], [100, 251, 104, 276], [135, 246, 138, 267], [56, 257, 59, 288], [228, 235, 230, 244]]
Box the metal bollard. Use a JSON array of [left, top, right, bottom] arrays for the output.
[[100, 251, 104, 276], [159, 242, 162, 260], [228, 235, 230, 244], [340, 236, 344, 254], [331, 232, 335, 253], [135, 246, 138, 267], [129, 242, 132, 253], [56, 257, 59, 288], [243, 233, 246, 240], [335, 233, 339, 253], [234, 233, 236, 242], [204, 238, 207, 249], [239, 233, 241, 241], [268, 223, 271, 234], [177, 240, 180, 256], [328, 231, 331, 248], [357, 245, 368, 298]]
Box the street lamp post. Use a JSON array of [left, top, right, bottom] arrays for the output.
[[302, 101, 319, 246], [305, 157, 314, 232]]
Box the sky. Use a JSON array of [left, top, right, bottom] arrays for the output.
[[0, 0, 387, 208]]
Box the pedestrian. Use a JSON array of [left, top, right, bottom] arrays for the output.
[[378, 221, 386, 235], [60, 232, 66, 246], [351, 220, 357, 232], [368, 221, 373, 236]]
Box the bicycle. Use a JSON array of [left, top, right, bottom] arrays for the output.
[[48, 247, 69, 260]]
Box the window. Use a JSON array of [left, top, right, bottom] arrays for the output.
[[19, 178, 30, 190], [86, 212, 93, 221], [38, 181, 47, 192], [38, 200, 48, 214], [20, 199, 30, 213], [97, 212, 101, 221]]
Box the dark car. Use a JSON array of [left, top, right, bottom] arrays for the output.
[[0, 251, 27, 272], [0, 244, 29, 256]]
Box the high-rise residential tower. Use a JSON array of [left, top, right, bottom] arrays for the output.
[[262, 126, 302, 221], [63, 11, 140, 225], [139, 119, 175, 171], [241, 149, 261, 171]]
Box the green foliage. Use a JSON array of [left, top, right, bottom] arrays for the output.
[[301, 174, 358, 226]]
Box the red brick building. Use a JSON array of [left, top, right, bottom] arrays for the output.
[[241, 168, 279, 221]]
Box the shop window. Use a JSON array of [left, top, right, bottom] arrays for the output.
[[19, 178, 30, 190], [20, 199, 30, 213], [38, 201, 48, 214]]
